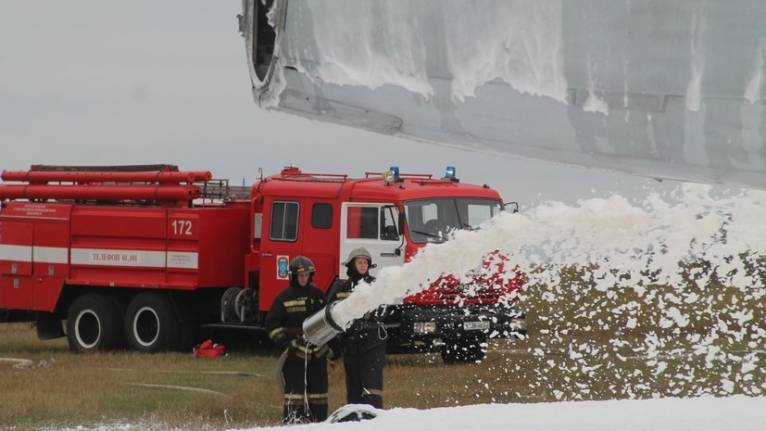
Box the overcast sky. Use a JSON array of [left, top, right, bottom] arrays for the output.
[[0, 1, 693, 206]]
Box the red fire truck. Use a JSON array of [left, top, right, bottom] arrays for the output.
[[0, 165, 525, 362]]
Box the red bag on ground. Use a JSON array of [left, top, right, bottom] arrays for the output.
[[193, 339, 226, 357]]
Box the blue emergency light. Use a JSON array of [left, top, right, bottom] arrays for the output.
[[390, 166, 400, 181], [444, 166, 457, 180]]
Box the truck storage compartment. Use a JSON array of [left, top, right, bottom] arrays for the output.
[[67, 205, 248, 289]]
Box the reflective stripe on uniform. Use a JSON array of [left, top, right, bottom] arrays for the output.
[[313, 345, 329, 357], [290, 341, 329, 360], [269, 327, 286, 340], [284, 393, 306, 400], [284, 393, 328, 404], [363, 388, 384, 397], [308, 393, 328, 404], [283, 299, 306, 307]]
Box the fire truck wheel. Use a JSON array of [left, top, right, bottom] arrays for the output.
[[220, 286, 242, 323], [66, 294, 123, 353], [125, 293, 181, 353], [440, 338, 487, 364]]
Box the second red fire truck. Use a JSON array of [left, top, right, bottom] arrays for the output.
[[0, 165, 525, 362]]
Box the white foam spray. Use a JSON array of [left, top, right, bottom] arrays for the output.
[[332, 183, 766, 398], [333, 184, 766, 326]]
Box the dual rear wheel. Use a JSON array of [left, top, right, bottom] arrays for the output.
[[66, 293, 190, 353], [124, 293, 184, 353], [66, 294, 122, 353]]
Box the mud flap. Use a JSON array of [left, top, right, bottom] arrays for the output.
[[36, 313, 65, 340]]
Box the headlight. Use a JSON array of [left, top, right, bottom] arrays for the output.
[[413, 321, 437, 334]]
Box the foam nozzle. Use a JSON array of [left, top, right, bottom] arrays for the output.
[[302, 301, 345, 346]]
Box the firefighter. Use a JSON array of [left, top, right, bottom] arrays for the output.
[[265, 256, 333, 424], [327, 248, 387, 409]]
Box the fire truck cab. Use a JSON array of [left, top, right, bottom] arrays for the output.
[[0, 165, 525, 363]]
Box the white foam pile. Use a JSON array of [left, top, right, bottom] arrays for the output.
[[333, 184, 766, 327], [44, 396, 766, 431], [242, 396, 765, 431]]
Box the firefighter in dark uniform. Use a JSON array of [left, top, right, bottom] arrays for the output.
[[265, 256, 333, 424], [327, 248, 387, 409]]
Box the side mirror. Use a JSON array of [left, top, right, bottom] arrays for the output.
[[505, 201, 519, 214], [397, 211, 406, 235]]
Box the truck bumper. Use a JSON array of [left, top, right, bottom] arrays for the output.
[[383, 304, 527, 352]]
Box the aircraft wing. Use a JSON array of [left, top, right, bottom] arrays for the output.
[[240, 0, 766, 189]]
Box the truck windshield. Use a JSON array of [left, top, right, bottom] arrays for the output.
[[404, 198, 502, 243]]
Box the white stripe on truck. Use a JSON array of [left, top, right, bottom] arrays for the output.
[[0, 244, 32, 262], [33, 246, 69, 264], [166, 251, 198, 270], [70, 248, 166, 268], [0, 245, 198, 269]]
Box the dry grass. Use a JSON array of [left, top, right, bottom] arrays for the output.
[[0, 324, 282, 430], [1, 274, 764, 430]]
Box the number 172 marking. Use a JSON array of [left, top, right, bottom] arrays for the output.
[[171, 219, 193, 236]]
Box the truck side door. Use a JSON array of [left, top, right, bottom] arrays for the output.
[[340, 202, 404, 278], [258, 198, 301, 312], [301, 200, 337, 293]]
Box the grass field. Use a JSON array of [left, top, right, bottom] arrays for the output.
[[1, 277, 764, 430]]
